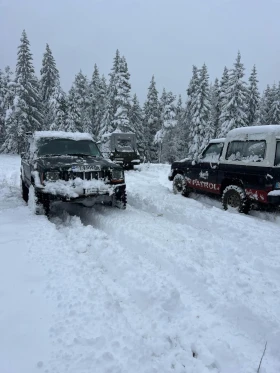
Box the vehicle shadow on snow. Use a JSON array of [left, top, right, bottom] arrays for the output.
[[188, 192, 280, 224], [47, 191, 280, 230], [48, 201, 111, 227]]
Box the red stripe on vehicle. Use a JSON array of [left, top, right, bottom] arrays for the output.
[[186, 178, 221, 194], [245, 189, 270, 203]]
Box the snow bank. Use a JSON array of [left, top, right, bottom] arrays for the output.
[[44, 177, 111, 198], [33, 131, 93, 141], [1, 156, 280, 373], [268, 190, 280, 196]]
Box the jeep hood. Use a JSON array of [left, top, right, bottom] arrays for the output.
[[36, 155, 121, 171], [172, 158, 193, 168]]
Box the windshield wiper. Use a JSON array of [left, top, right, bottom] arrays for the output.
[[39, 154, 62, 157], [65, 153, 93, 157]]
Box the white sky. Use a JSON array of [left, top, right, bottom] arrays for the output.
[[0, 0, 280, 102]]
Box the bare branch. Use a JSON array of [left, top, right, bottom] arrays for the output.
[[257, 341, 267, 373]]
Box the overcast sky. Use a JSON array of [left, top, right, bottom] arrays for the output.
[[0, 0, 280, 102]]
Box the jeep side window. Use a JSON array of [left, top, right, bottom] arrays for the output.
[[226, 141, 266, 162], [275, 142, 280, 166], [226, 141, 244, 161], [244, 141, 266, 161], [200, 143, 223, 162]]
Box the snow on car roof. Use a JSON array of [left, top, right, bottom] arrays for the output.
[[227, 125, 280, 138], [33, 131, 93, 141], [210, 138, 225, 143]]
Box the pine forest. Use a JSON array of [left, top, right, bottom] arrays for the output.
[[1, 30, 280, 162]]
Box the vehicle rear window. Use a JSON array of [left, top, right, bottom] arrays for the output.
[[200, 142, 224, 162], [226, 140, 266, 162], [275, 142, 280, 166]]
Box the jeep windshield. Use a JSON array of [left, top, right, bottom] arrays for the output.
[[116, 138, 134, 152], [37, 138, 102, 157]]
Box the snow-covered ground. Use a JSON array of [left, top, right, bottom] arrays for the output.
[[1, 155, 280, 373]]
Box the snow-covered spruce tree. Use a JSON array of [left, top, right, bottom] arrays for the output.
[[89, 64, 106, 138], [173, 94, 188, 159], [218, 67, 229, 131], [0, 70, 4, 141], [155, 90, 177, 163], [112, 56, 132, 132], [209, 78, 220, 138], [188, 63, 211, 159], [269, 83, 280, 124], [40, 44, 60, 130], [0, 67, 17, 146], [259, 85, 274, 124], [2, 30, 43, 153], [40, 44, 59, 102], [50, 87, 68, 131], [100, 95, 114, 137], [130, 93, 145, 156], [100, 50, 120, 137], [96, 75, 107, 138], [219, 52, 248, 137], [143, 75, 160, 162], [186, 65, 199, 125], [67, 71, 91, 133], [247, 65, 260, 126]]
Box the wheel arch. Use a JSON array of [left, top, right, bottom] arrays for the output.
[[220, 177, 245, 195], [170, 168, 184, 180]]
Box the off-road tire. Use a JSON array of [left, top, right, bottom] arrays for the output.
[[222, 185, 250, 214], [36, 191, 50, 216], [21, 179, 29, 203], [173, 174, 190, 197], [114, 190, 127, 210]]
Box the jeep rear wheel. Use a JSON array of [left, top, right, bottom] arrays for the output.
[[222, 185, 250, 214], [21, 179, 29, 203], [173, 174, 189, 197]]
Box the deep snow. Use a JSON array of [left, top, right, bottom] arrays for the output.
[[1, 155, 280, 373]]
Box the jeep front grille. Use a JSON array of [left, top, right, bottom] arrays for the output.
[[61, 171, 104, 181]]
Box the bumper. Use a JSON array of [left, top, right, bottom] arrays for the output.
[[168, 169, 174, 181], [36, 184, 126, 207], [111, 156, 140, 166], [267, 194, 280, 204]]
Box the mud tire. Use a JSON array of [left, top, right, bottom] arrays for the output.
[[222, 185, 250, 214]]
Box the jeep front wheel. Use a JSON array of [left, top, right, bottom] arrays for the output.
[[222, 185, 250, 214], [173, 174, 189, 197]]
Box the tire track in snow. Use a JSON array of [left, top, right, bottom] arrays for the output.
[[54, 202, 279, 373], [2, 157, 280, 372], [48, 209, 222, 373]]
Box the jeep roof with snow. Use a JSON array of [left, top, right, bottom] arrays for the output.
[[21, 131, 127, 215], [168, 125, 280, 213]]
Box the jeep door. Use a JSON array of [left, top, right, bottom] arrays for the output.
[[187, 142, 224, 194], [220, 139, 269, 202]]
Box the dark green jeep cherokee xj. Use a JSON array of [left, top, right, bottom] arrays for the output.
[[21, 131, 127, 215]]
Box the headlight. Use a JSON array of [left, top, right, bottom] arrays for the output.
[[111, 169, 124, 180], [45, 171, 60, 181], [275, 182, 280, 189]]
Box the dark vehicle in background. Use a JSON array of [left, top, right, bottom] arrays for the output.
[[168, 125, 280, 214], [100, 131, 141, 170], [21, 131, 127, 215]]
